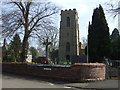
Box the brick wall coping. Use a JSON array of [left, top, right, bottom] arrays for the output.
[[73, 63, 105, 66], [29, 64, 71, 67], [28, 63, 105, 67], [1, 62, 105, 66]]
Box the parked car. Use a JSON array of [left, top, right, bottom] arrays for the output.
[[35, 57, 49, 64]]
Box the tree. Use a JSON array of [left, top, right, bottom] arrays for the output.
[[29, 46, 38, 61], [110, 28, 119, 41], [110, 36, 120, 60], [37, 25, 59, 51], [6, 44, 16, 62], [37, 25, 59, 60], [5, 34, 21, 62], [106, 1, 120, 17], [49, 49, 59, 64], [81, 37, 87, 47], [112, 1, 120, 14], [88, 5, 110, 63], [2, 39, 8, 62], [2, 1, 59, 62], [12, 34, 22, 61], [110, 28, 120, 60]]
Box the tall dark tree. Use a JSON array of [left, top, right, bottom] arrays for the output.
[[110, 28, 119, 41], [88, 5, 110, 63], [8, 34, 21, 62], [12, 34, 22, 61], [110, 36, 120, 60], [2, 39, 8, 62], [6, 43, 16, 62], [110, 28, 120, 60]]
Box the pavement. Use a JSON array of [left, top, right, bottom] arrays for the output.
[[64, 79, 120, 90]]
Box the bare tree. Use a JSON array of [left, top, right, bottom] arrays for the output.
[[106, 1, 120, 17], [111, 1, 120, 14], [37, 23, 59, 56], [81, 37, 87, 47], [1, 1, 59, 62]]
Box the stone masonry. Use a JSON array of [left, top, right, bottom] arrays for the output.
[[59, 9, 80, 63]]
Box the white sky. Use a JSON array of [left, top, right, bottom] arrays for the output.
[[0, 0, 119, 46], [50, 0, 119, 41]]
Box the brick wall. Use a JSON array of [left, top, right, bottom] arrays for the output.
[[2, 63, 106, 82]]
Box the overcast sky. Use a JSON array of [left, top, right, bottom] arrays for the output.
[[50, 0, 119, 41]]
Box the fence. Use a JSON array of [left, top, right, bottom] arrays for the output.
[[108, 60, 120, 68]]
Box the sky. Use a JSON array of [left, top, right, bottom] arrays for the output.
[[0, 0, 119, 47], [118, 1, 120, 31], [50, 0, 119, 42]]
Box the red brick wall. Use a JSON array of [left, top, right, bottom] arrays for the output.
[[2, 63, 106, 82]]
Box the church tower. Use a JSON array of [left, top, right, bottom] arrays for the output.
[[59, 9, 80, 63]]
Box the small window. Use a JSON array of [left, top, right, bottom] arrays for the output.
[[67, 17, 70, 27]]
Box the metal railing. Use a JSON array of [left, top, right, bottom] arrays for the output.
[[108, 60, 120, 68]]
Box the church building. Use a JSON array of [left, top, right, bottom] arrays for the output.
[[59, 9, 80, 63]]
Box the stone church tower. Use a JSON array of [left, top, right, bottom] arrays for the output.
[[59, 9, 80, 63]]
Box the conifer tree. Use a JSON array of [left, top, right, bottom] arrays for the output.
[[12, 34, 22, 61], [2, 39, 8, 62], [110, 28, 120, 60], [111, 28, 119, 41], [8, 34, 22, 62], [88, 5, 110, 63]]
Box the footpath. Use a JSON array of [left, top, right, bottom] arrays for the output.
[[64, 79, 119, 90]]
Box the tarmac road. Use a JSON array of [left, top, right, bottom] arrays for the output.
[[1, 73, 119, 90], [1, 73, 81, 90]]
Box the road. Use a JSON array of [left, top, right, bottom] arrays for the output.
[[2, 73, 119, 89], [2, 73, 81, 89]]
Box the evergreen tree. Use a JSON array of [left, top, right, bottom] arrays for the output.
[[110, 28, 120, 60], [110, 36, 120, 60], [7, 43, 16, 62], [88, 5, 110, 63], [13, 34, 21, 61], [2, 39, 8, 62], [111, 28, 119, 41], [8, 34, 22, 62]]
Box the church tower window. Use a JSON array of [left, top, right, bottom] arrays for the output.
[[67, 17, 70, 27]]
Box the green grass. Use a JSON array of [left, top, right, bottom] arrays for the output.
[[63, 62, 71, 65]]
